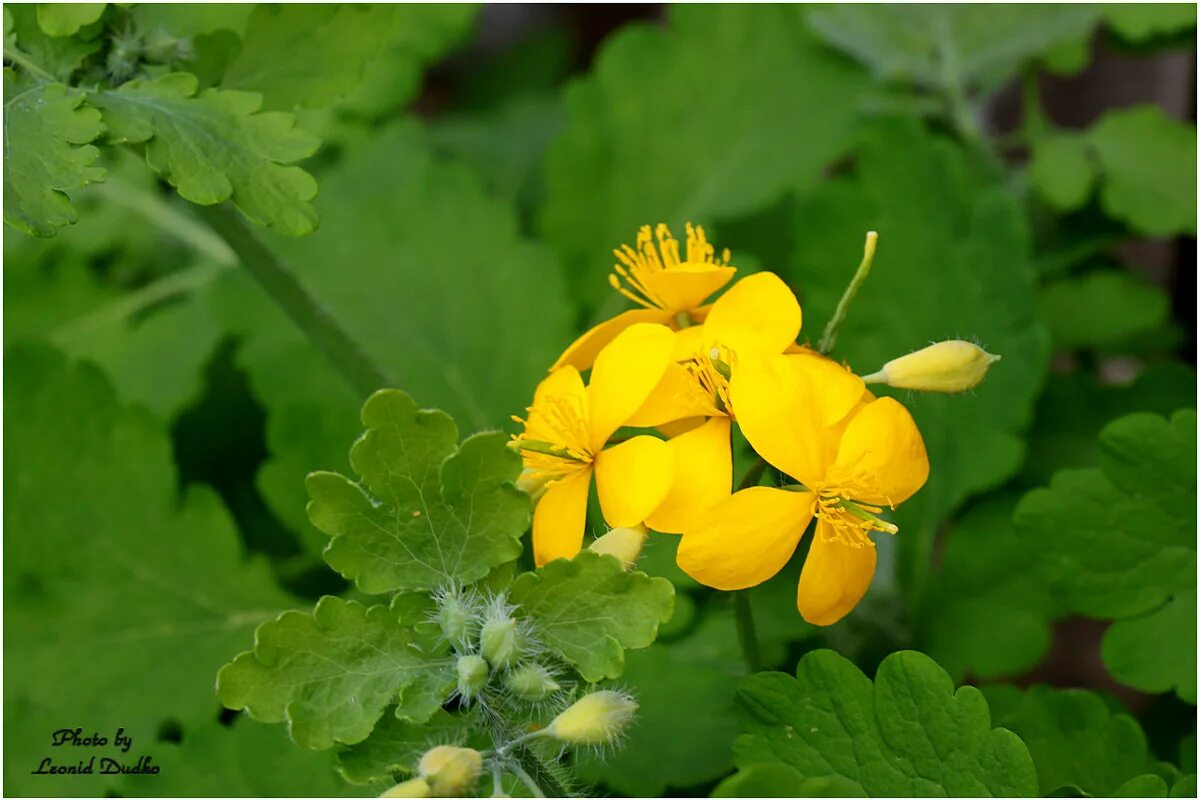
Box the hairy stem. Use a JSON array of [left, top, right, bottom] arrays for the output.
[[818, 231, 879, 355], [196, 203, 391, 398], [510, 762, 545, 798]]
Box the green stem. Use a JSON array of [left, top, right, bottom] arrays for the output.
[[509, 763, 545, 798], [734, 590, 761, 673], [4, 46, 56, 85], [817, 231, 879, 355], [737, 456, 768, 490], [196, 203, 391, 398], [96, 179, 235, 264]]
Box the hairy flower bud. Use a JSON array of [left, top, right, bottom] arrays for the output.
[[504, 663, 561, 701], [436, 589, 476, 648], [545, 690, 637, 745], [418, 745, 483, 797], [456, 654, 489, 699], [863, 340, 1000, 393], [480, 610, 525, 669], [379, 777, 430, 798], [588, 526, 647, 569]]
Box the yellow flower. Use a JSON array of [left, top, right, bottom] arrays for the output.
[[626, 272, 804, 534], [677, 351, 929, 625], [552, 223, 736, 371], [513, 323, 676, 565]]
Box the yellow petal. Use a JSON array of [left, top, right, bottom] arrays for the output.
[[626, 362, 718, 428], [532, 468, 593, 566], [788, 351, 869, 426], [641, 265, 736, 312], [551, 308, 673, 372], [657, 416, 706, 438], [728, 351, 830, 487], [644, 417, 732, 534], [676, 487, 813, 590], [671, 324, 709, 361], [586, 323, 675, 449], [796, 520, 876, 626], [703, 272, 802, 355], [833, 396, 929, 506], [594, 436, 674, 528]]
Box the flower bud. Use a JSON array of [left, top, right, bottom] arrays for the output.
[[435, 589, 476, 648], [480, 610, 525, 670], [418, 745, 483, 797], [588, 526, 647, 569], [545, 690, 637, 745], [456, 654, 489, 699], [379, 777, 430, 798], [504, 663, 561, 701], [862, 340, 1000, 393]]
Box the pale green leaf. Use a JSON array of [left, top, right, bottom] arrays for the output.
[[540, 4, 868, 309], [3, 343, 296, 797], [3, 70, 105, 236], [94, 72, 320, 235], [336, 709, 473, 785], [1089, 105, 1197, 236], [306, 389, 528, 593], [577, 611, 746, 795], [5, 4, 101, 80], [787, 118, 1048, 595], [985, 686, 1162, 796], [1030, 132, 1096, 211], [36, 3, 104, 36], [508, 551, 674, 682], [714, 763, 864, 797], [1038, 270, 1170, 350], [1105, 4, 1196, 41], [734, 650, 1038, 796], [216, 594, 450, 750], [1015, 410, 1196, 701]]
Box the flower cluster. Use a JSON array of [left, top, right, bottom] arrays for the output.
[[512, 223, 998, 625]]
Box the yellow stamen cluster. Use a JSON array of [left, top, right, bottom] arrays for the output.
[[609, 223, 730, 310], [510, 395, 592, 480], [686, 344, 735, 415]]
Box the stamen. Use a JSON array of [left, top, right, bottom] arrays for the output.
[[510, 393, 594, 481], [684, 343, 735, 416], [607, 222, 731, 311]]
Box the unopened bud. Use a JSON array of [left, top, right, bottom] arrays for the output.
[[505, 664, 561, 701], [456, 654, 489, 699], [480, 610, 525, 669], [380, 777, 430, 798], [862, 340, 1000, 393], [515, 467, 549, 502], [436, 589, 476, 648], [588, 526, 647, 569], [418, 745, 483, 797], [545, 690, 637, 745]]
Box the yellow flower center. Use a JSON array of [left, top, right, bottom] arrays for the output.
[[684, 343, 735, 416], [608, 223, 731, 311], [810, 470, 897, 548], [510, 395, 593, 481]]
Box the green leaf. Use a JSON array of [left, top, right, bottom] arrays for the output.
[[540, 5, 868, 309], [508, 551, 674, 682], [3, 71, 105, 236], [985, 686, 1163, 796], [1089, 105, 1197, 236], [1023, 363, 1197, 486], [918, 495, 1062, 682], [1105, 4, 1197, 41], [1115, 774, 1170, 797], [808, 5, 1098, 93], [787, 118, 1048, 596], [1172, 775, 1198, 797], [222, 5, 403, 110], [712, 762, 816, 797], [3, 343, 296, 797], [1016, 410, 1196, 701], [1030, 132, 1096, 211], [217, 594, 450, 750], [1038, 270, 1170, 350], [119, 718, 357, 797], [734, 650, 1038, 796], [305, 389, 528, 593], [93, 72, 320, 235], [36, 3, 104, 36], [336, 709, 473, 785], [577, 610, 746, 795], [5, 4, 102, 80], [210, 120, 572, 554]]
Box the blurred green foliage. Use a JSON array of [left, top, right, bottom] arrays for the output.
[[3, 3, 1196, 797]]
